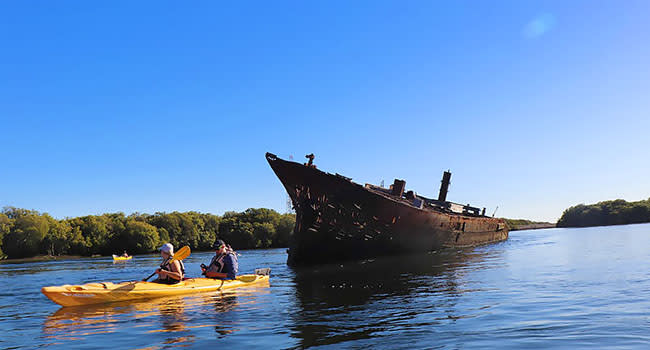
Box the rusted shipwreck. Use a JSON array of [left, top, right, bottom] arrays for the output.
[[266, 153, 508, 266]]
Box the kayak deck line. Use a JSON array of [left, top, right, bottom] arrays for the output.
[[42, 272, 270, 307]]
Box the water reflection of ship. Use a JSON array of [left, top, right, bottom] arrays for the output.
[[290, 248, 496, 348]]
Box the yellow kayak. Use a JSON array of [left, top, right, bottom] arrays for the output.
[[112, 255, 132, 261], [42, 273, 270, 307]]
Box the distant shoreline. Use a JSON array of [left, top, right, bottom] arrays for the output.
[[557, 198, 650, 228], [509, 223, 556, 231], [0, 246, 290, 264], [0, 207, 295, 261], [503, 218, 556, 231], [0, 255, 88, 264]]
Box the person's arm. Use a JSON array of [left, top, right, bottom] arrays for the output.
[[200, 261, 221, 278], [204, 270, 229, 279], [157, 260, 183, 281]]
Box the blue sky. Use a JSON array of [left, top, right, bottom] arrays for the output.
[[1, 1, 649, 222]]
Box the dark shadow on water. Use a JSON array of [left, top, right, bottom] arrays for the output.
[[289, 247, 494, 348]]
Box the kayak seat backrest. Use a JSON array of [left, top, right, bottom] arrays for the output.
[[254, 268, 271, 276]]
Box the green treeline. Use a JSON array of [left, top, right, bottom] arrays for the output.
[[502, 218, 554, 230], [557, 198, 650, 228], [503, 218, 535, 228], [0, 207, 295, 259]]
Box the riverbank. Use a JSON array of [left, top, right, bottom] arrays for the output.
[[0, 254, 88, 264], [0, 245, 289, 264], [503, 218, 555, 231], [557, 198, 650, 227], [509, 223, 556, 231], [0, 207, 295, 260]]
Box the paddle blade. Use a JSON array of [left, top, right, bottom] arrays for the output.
[[171, 246, 191, 262]]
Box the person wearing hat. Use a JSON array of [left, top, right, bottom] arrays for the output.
[[201, 239, 238, 280], [153, 243, 185, 284]]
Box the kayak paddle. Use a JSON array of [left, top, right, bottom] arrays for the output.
[[142, 245, 191, 282]]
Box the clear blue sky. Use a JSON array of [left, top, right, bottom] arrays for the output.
[[2, 1, 649, 222]]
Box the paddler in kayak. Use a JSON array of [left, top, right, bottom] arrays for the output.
[[201, 239, 238, 280], [153, 243, 185, 284]]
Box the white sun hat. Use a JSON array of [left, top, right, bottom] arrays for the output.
[[160, 243, 174, 255]]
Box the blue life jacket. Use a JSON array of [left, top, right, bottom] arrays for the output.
[[207, 252, 238, 279]]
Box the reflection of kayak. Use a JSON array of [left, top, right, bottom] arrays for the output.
[[42, 273, 270, 307], [112, 255, 132, 261], [45, 288, 267, 337]]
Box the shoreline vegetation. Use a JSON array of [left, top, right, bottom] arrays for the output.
[[0, 206, 294, 260], [503, 219, 555, 231], [557, 198, 650, 228], [0, 254, 88, 264], [1, 217, 557, 263], [9, 198, 647, 261]]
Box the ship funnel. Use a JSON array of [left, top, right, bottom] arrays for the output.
[[438, 171, 451, 202], [391, 179, 406, 197]]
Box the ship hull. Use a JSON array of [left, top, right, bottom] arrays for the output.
[[266, 153, 508, 266]]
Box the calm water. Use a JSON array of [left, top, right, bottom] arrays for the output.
[[1, 224, 649, 349]]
